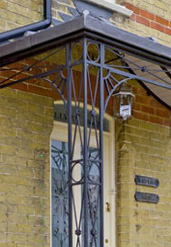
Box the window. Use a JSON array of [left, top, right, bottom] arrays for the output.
[[104, 0, 115, 3], [50, 105, 115, 247], [86, 0, 116, 4]]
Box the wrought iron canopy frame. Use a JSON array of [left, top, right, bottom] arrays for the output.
[[0, 13, 171, 247]]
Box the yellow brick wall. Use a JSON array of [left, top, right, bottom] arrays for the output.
[[115, 116, 171, 247], [111, 17, 171, 47], [0, 88, 53, 246], [0, 0, 44, 33], [113, 0, 171, 46], [52, 0, 74, 21]]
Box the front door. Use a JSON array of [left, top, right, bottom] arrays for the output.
[[51, 118, 115, 247]]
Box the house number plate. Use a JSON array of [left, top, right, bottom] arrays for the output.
[[135, 175, 159, 188], [135, 192, 159, 204]]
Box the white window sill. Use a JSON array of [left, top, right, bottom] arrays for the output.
[[84, 0, 133, 17]]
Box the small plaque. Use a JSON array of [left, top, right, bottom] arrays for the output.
[[135, 192, 159, 204], [135, 175, 159, 188]]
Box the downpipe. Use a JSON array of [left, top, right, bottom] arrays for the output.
[[0, 0, 51, 43]]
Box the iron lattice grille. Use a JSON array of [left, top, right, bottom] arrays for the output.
[[51, 140, 69, 247], [0, 37, 171, 247]]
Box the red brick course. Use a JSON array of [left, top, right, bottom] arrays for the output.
[[132, 84, 170, 127], [124, 2, 171, 36], [0, 57, 170, 127], [8, 76, 171, 127]]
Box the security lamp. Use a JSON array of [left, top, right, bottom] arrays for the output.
[[113, 83, 134, 121]]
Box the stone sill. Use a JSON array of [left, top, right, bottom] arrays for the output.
[[84, 0, 133, 17]]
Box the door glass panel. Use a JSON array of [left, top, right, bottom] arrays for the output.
[[87, 147, 100, 247], [51, 140, 69, 247]]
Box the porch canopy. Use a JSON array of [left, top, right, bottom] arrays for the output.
[[0, 13, 171, 107], [0, 12, 171, 247]]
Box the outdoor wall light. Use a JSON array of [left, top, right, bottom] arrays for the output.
[[113, 83, 134, 121]]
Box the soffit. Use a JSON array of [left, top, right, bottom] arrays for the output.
[[125, 54, 171, 107]]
